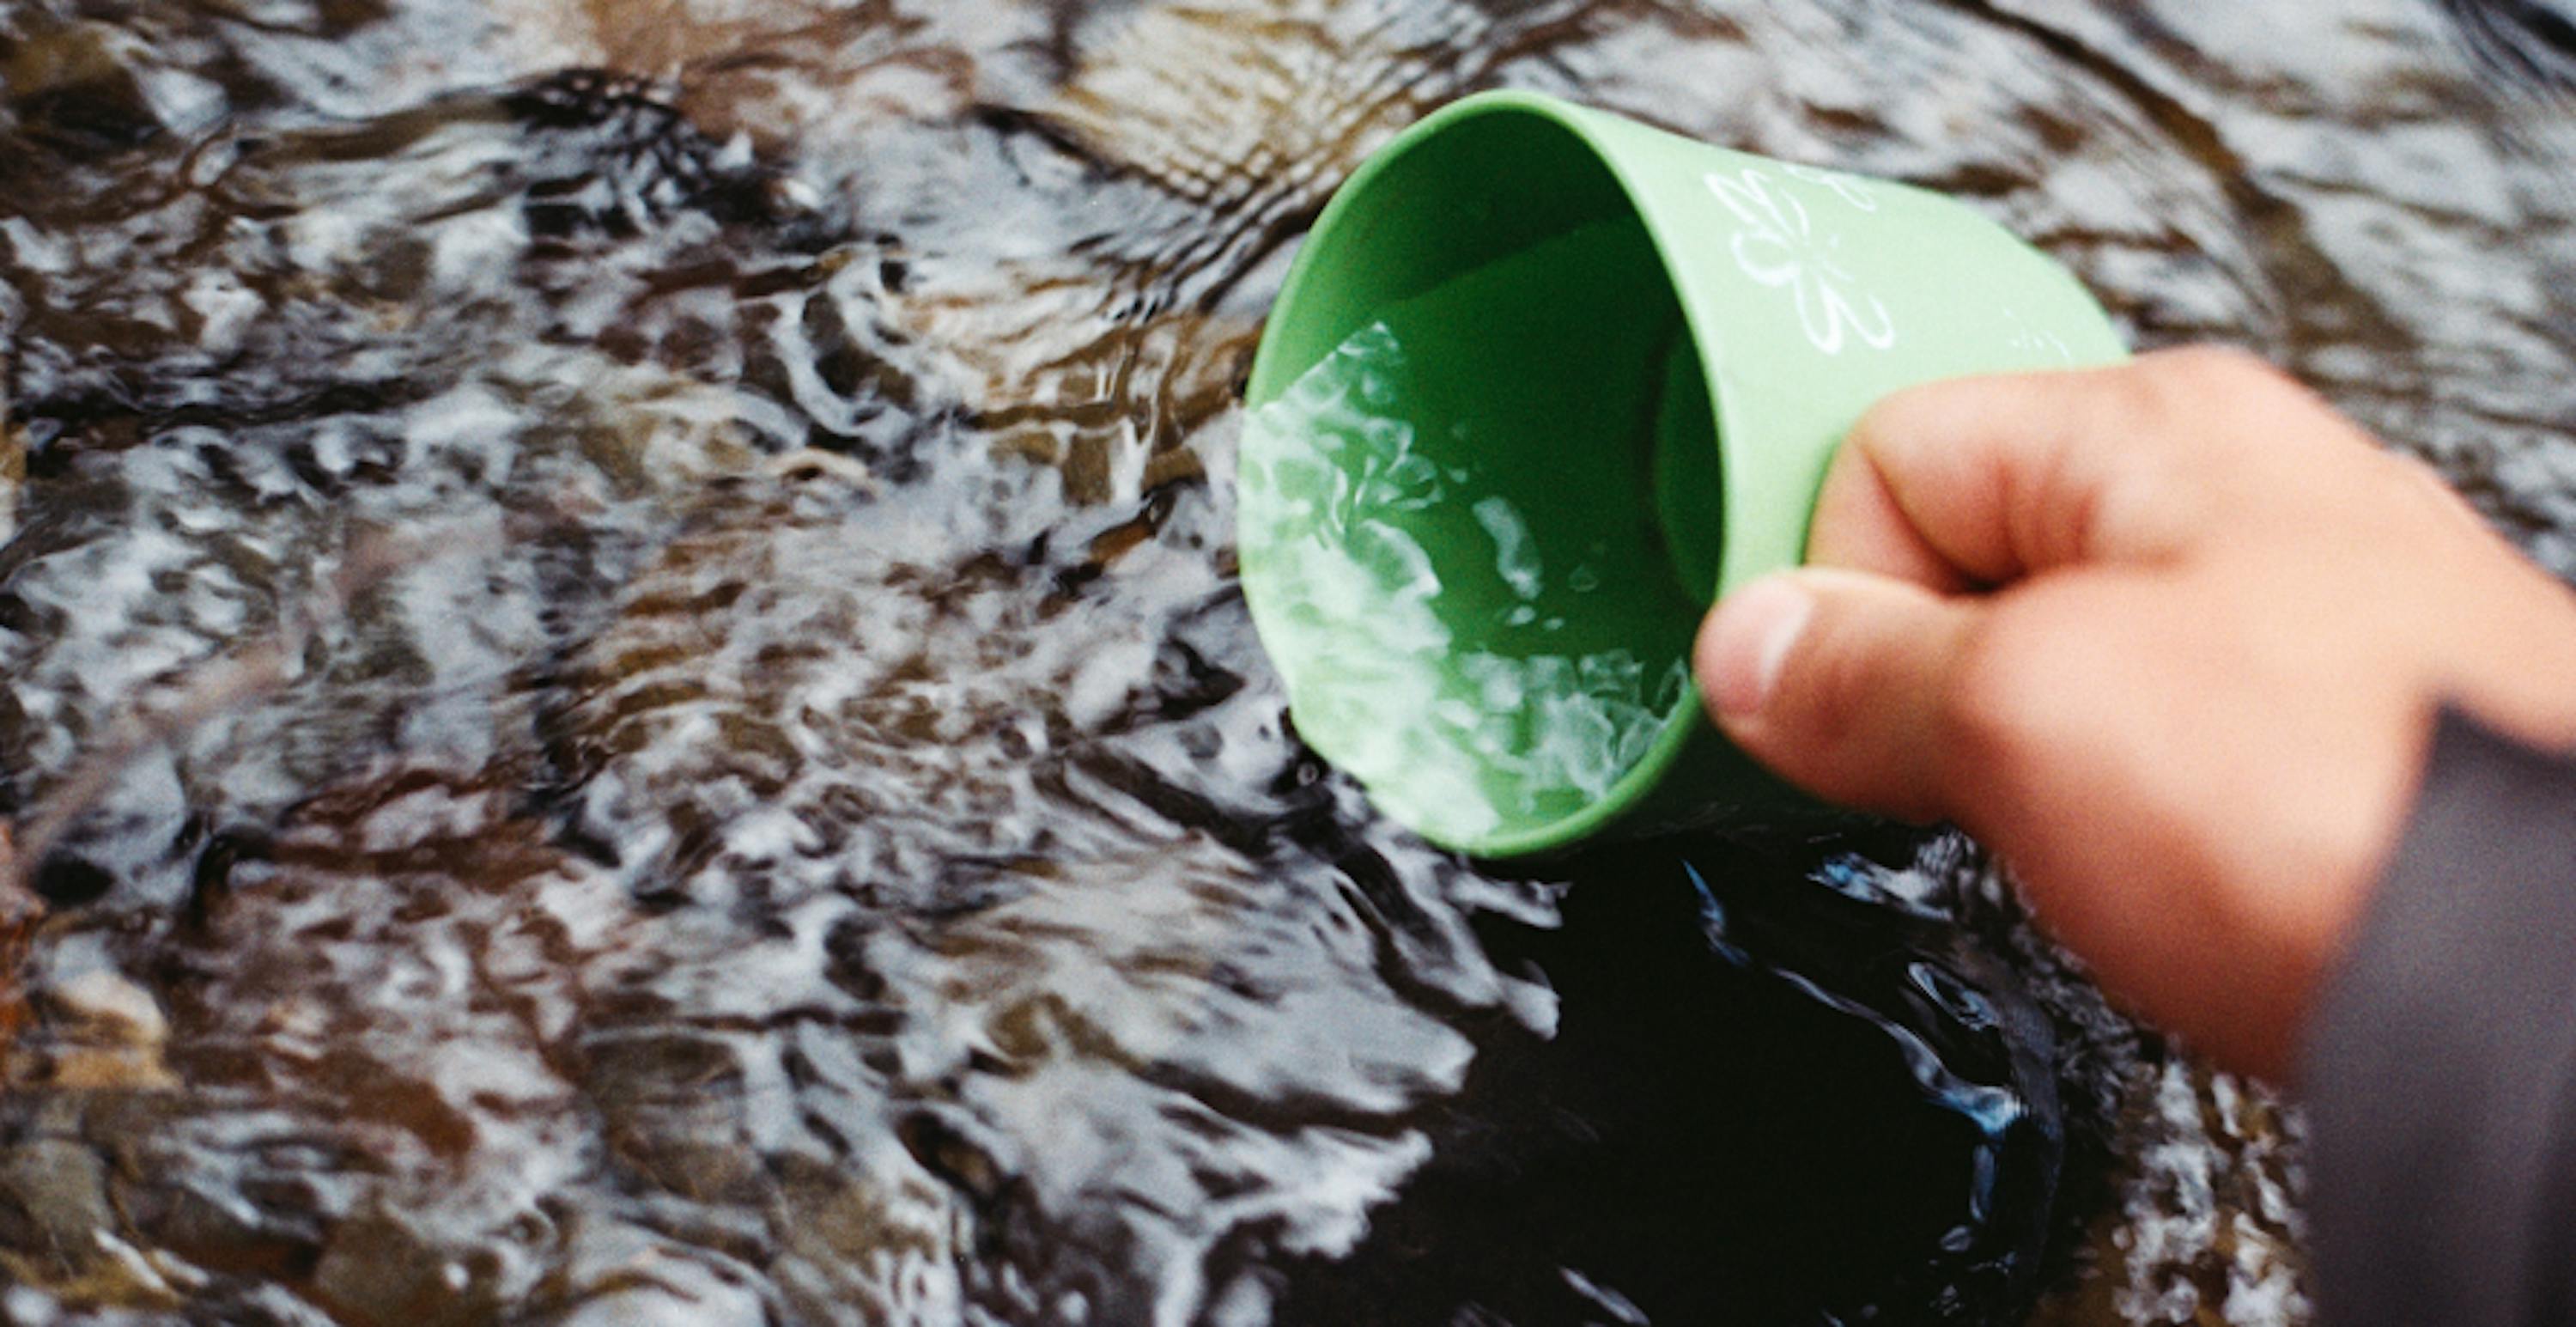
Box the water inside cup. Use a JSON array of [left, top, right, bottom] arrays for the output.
[[1239, 219, 1722, 849]]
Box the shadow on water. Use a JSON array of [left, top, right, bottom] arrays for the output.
[[0, 0, 2570, 1323], [1271, 829, 2090, 1326]]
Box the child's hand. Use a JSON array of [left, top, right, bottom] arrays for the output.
[[1697, 348, 2576, 1080]]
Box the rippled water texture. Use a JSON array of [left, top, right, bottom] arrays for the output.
[[3, 1, 2573, 1323]]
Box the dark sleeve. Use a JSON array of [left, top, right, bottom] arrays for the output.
[[2302, 709, 2576, 1327]]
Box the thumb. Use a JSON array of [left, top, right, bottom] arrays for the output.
[[1696, 569, 1984, 822]]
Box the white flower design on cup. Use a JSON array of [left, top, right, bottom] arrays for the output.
[[2002, 307, 2078, 366], [1705, 166, 1898, 356], [1781, 161, 1881, 213]]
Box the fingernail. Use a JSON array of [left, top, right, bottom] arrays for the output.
[[1705, 577, 1814, 721]]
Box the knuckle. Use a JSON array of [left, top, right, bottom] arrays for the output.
[[2143, 344, 2293, 394], [2125, 347, 2347, 485], [2136, 346, 2321, 428], [1845, 379, 1947, 455], [2384, 450, 2481, 523]]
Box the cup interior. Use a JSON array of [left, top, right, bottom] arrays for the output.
[[1241, 104, 1726, 854]]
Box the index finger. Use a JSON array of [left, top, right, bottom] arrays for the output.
[[1805, 347, 2287, 588]]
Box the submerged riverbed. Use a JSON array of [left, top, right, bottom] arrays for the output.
[[2, 1, 2573, 1323]]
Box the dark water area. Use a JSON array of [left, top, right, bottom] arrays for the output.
[[0, 1, 2570, 1323]]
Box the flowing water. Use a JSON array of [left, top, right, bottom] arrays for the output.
[[2, 1, 2573, 1323], [1236, 303, 1694, 848]]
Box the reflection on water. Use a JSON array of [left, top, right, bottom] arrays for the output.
[[3, 0, 2573, 1323]]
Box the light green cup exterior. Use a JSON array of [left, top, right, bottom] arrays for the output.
[[1242, 89, 2128, 857]]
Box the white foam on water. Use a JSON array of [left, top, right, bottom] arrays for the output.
[[1473, 496, 1542, 600], [1240, 321, 1688, 844]]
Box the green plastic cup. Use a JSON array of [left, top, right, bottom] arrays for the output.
[[1237, 89, 2125, 858]]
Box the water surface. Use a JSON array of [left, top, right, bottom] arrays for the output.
[[3, 1, 2573, 1323]]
